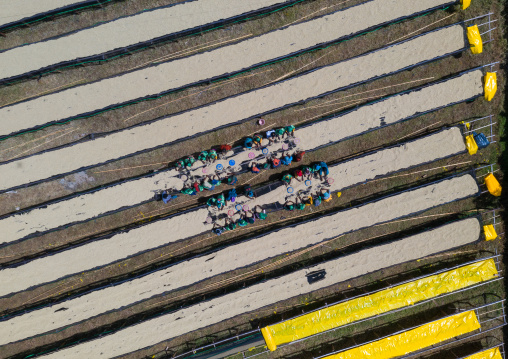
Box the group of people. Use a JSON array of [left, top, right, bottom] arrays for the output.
[[244, 125, 296, 150], [206, 185, 255, 210], [281, 161, 329, 187], [212, 205, 267, 235], [284, 188, 332, 210], [176, 144, 233, 170]]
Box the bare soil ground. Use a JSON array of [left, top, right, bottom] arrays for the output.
[[0, 0, 505, 358]]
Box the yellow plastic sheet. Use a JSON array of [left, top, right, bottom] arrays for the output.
[[324, 311, 480, 359], [484, 72, 497, 101], [485, 173, 502, 196], [467, 25, 483, 54], [262, 260, 497, 351], [460, 0, 471, 9], [464, 347, 503, 359], [484, 224, 498, 241], [466, 134, 479, 155]]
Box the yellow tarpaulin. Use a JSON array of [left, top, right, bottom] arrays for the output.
[[485, 173, 502, 196], [464, 347, 503, 359], [467, 25, 483, 54], [261, 260, 497, 351], [323, 311, 480, 359], [466, 134, 479, 155], [484, 224, 498, 241], [484, 72, 497, 101], [460, 0, 471, 10]]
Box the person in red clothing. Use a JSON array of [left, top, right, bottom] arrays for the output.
[[294, 151, 305, 162], [294, 169, 304, 182]]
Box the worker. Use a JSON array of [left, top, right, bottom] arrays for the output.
[[313, 194, 322, 207], [219, 144, 232, 156], [176, 159, 186, 169], [181, 186, 196, 196], [285, 125, 295, 137], [237, 217, 248, 227], [202, 177, 215, 191], [207, 197, 217, 207], [294, 169, 304, 182], [302, 165, 313, 179], [161, 191, 178, 204], [281, 173, 293, 186], [284, 200, 295, 211], [226, 189, 237, 203], [210, 175, 221, 186], [271, 157, 281, 169], [227, 175, 238, 186], [244, 137, 254, 149], [212, 223, 225, 236], [253, 205, 267, 220], [250, 162, 261, 174], [318, 161, 329, 180], [208, 149, 218, 162], [216, 193, 225, 210], [184, 156, 196, 169], [281, 153, 293, 166], [193, 181, 204, 193], [320, 188, 332, 202], [225, 218, 237, 231], [245, 211, 256, 224], [275, 127, 286, 140], [294, 151, 305, 162], [253, 134, 263, 148], [295, 201, 306, 210], [197, 150, 209, 163], [244, 184, 255, 199]]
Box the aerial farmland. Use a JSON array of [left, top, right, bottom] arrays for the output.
[[0, 0, 506, 358]]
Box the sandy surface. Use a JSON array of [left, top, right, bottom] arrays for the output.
[[0, 0, 81, 27], [0, 172, 477, 312], [0, 25, 468, 192], [0, 150, 469, 345], [0, 71, 472, 244], [298, 70, 483, 148], [0, 0, 451, 129], [0, 0, 286, 79], [39, 217, 481, 359]]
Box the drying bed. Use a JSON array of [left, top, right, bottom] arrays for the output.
[[0, 0, 87, 28], [0, 173, 478, 299], [0, 160, 473, 346], [38, 217, 481, 359], [0, 68, 482, 245], [0, 24, 469, 192], [0, 0, 453, 132]]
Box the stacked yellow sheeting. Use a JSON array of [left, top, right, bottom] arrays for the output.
[[261, 260, 497, 351], [323, 310, 480, 359], [483, 224, 498, 241], [485, 173, 502, 196], [484, 72, 498, 101], [460, 0, 471, 10], [467, 25, 483, 54], [466, 134, 479, 155], [465, 347, 503, 359]]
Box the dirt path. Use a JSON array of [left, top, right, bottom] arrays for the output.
[[38, 216, 481, 359], [0, 0, 83, 27], [0, 0, 452, 131], [0, 172, 477, 300], [0, 25, 468, 192], [0, 0, 289, 80], [0, 68, 481, 245], [0, 154, 472, 346]]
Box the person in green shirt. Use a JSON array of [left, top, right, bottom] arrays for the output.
[[285, 125, 295, 137], [284, 200, 295, 211], [237, 218, 248, 227], [296, 202, 305, 211]]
